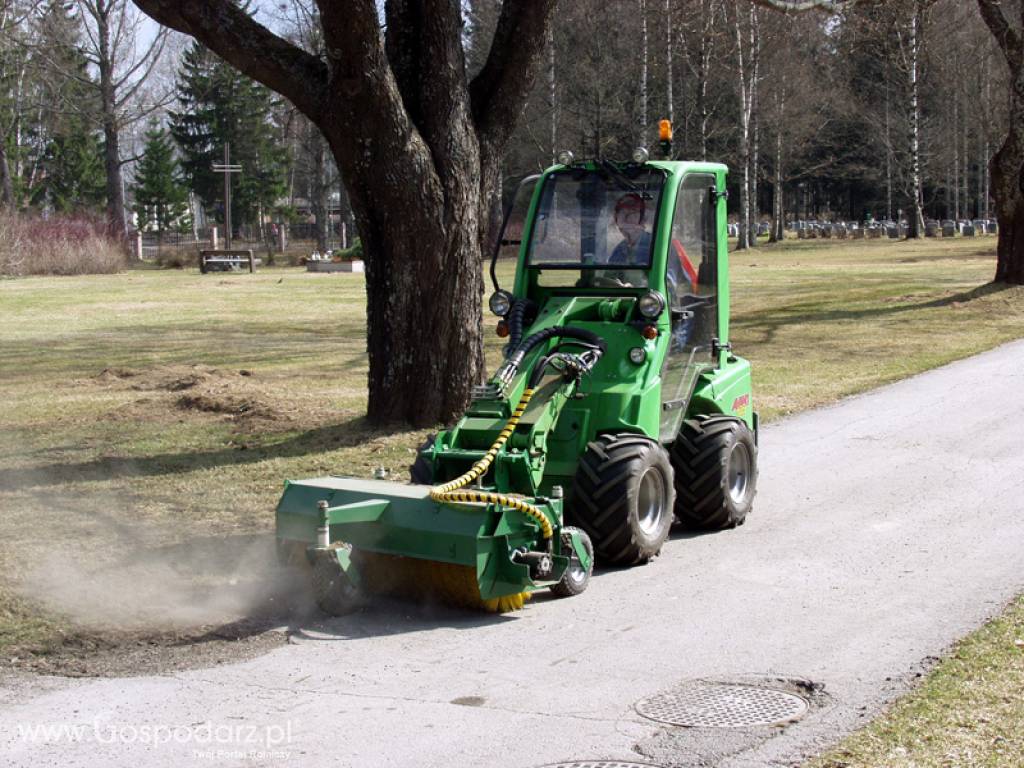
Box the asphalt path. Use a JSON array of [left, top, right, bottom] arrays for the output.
[[3, 339, 1024, 768]]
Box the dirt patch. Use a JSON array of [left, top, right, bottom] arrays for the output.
[[89, 364, 296, 428], [5, 620, 290, 678], [4, 533, 317, 678]]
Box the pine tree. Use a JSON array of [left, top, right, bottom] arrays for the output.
[[170, 41, 287, 238], [30, 1, 106, 213], [133, 124, 190, 239]]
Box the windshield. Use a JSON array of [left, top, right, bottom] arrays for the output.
[[527, 169, 666, 274]]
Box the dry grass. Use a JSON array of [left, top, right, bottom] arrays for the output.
[[0, 213, 127, 276]]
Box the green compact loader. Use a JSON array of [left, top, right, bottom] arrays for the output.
[[276, 140, 758, 614]]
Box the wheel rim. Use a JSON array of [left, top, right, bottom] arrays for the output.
[[727, 442, 751, 505], [563, 532, 590, 585], [637, 467, 667, 536]]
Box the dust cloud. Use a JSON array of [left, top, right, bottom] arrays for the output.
[[19, 527, 314, 632]]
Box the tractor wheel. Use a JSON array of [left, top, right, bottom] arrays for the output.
[[671, 415, 757, 530], [409, 433, 436, 485], [572, 433, 675, 565], [310, 544, 363, 616], [550, 527, 594, 598]]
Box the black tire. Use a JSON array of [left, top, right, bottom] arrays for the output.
[[571, 433, 675, 565], [310, 544, 363, 616], [550, 526, 594, 598], [671, 415, 757, 530], [409, 433, 436, 485]]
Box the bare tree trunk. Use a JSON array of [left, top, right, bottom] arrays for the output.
[[953, 87, 960, 220], [963, 104, 970, 218], [906, 3, 926, 239], [665, 0, 673, 136], [734, 1, 758, 250], [886, 86, 893, 221], [770, 85, 785, 243], [548, 26, 556, 162], [312, 133, 330, 252], [0, 141, 14, 207], [96, 1, 127, 239], [750, 83, 760, 246], [639, 0, 648, 147]]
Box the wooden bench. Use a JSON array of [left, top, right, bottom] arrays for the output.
[[199, 249, 256, 274]]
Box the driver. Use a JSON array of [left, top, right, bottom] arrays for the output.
[[609, 193, 652, 265]]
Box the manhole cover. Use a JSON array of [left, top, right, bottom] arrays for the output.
[[534, 763, 662, 768], [635, 682, 808, 728]]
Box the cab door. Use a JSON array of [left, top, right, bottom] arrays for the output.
[[659, 173, 720, 442]]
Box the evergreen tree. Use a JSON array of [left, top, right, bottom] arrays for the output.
[[170, 41, 287, 237], [30, 1, 105, 213], [133, 124, 190, 238], [37, 128, 106, 212]]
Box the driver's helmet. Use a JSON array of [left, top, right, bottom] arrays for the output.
[[614, 193, 646, 226]]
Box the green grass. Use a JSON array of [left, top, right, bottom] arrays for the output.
[[809, 595, 1024, 768], [1, 238, 1023, 761]]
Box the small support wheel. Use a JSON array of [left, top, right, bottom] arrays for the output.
[[572, 433, 675, 565], [671, 415, 758, 530], [409, 433, 436, 485], [310, 544, 363, 616], [550, 526, 594, 598]]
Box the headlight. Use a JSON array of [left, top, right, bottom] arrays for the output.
[[557, 149, 575, 166], [631, 147, 650, 164], [637, 290, 665, 319], [628, 347, 647, 365], [488, 290, 514, 317]]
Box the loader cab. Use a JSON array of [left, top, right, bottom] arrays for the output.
[[494, 159, 730, 443]]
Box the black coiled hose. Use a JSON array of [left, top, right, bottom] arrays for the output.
[[505, 299, 537, 357]]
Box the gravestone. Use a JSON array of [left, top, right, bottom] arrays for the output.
[[942, 221, 956, 237], [925, 220, 938, 237]]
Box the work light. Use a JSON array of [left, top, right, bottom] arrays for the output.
[[637, 290, 665, 319], [489, 290, 514, 317]]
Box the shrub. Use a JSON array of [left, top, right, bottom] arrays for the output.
[[0, 212, 127, 277]]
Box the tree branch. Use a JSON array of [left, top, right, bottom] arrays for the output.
[[750, 0, 849, 10], [976, 0, 1022, 65], [130, 0, 328, 120], [469, 0, 558, 151]]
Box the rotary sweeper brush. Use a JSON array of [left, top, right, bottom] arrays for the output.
[[276, 124, 759, 614]]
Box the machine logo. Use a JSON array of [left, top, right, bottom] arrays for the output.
[[732, 394, 750, 417]]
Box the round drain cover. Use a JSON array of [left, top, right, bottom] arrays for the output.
[[534, 763, 662, 768], [635, 682, 808, 728]]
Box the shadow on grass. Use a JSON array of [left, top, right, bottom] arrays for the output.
[[736, 282, 1012, 345], [0, 415, 407, 492]]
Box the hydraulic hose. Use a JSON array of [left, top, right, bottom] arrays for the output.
[[498, 325, 607, 386], [505, 299, 536, 356], [430, 387, 554, 539], [432, 324, 607, 540]]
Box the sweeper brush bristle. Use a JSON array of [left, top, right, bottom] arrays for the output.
[[354, 551, 530, 613]]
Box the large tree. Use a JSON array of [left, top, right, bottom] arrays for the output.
[[977, 0, 1024, 284], [129, 0, 879, 427], [132, 0, 559, 427]]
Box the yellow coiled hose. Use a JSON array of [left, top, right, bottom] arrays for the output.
[[429, 387, 554, 540]]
